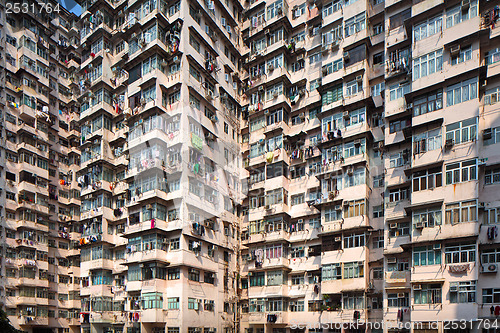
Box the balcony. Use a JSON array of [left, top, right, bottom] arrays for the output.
[[386, 25, 408, 49], [126, 249, 170, 265], [385, 270, 410, 284], [141, 309, 167, 323], [248, 311, 288, 324], [20, 316, 49, 326]]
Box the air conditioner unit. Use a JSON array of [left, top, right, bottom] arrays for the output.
[[356, 75, 363, 82], [264, 28, 270, 35], [415, 222, 425, 229], [482, 263, 498, 273], [450, 45, 461, 56], [322, 45, 330, 53], [258, 86, 265, 92], [145, 204, 153, 210], [353, 139, 361, 147], [268, 64, 274, 72], [397, 293, 406, 298], [343, 111, 349, 119], [483, 128, 493, 140], [445, 138, 454, 149], [433, 243, 441, 250], [406, 103, 413, 110], [478, 158, 488, 166], [335, 236, 341, 242], [131, 32, 137, 40], [413, 284, 422, 290], [449, 284, 458, 292], [387, 257, 397, 264], [343, 51, 350, 61], [389, 223, 397, 229], [299, 112, 305, 119]]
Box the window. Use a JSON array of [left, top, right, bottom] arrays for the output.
[[344, 199, 366, 218], [168, 268, 180, 280], [188, 269, 200, 281], [389, 188, 409, 202], [373, 23, 384, 35], [324, 205, 342, 222], [414, 284, 442, 304], [323, 59, 343, 76], [373, 52, 384, 65], [291, 193, 305, 206], [250, 272, 265, 287], [451, 46, 472, 65], [289, 300, 305, 311], [387, 293, 409, 307], [413, 16, 442, 42], [309, 52, 321, 64], [322, 85, 343, 105], [267, 271, 286, 286], [389, 83, 411, 101], [343, 294, 364, 309], [444, 243, 476, 264], [372, 82, 385, 97], [486, 47, 500, 65], [485, 87, 500, 106], [412, 168, 442, 191], [142, 293, 163, 309], [413, 246, 442, 266], [322, 1, 341, 17], [343, 262, 364, 279], [373, 175, 384, 188], [445, 159, 477, 185], [482, 288, 500, 304], [344, 13, 366, 37], [413, 129, 442, 153], [291, 275, 305, 285], [389, 222, 410, 237], [485, 168, 500, 185], [373, 205, 384, 218], [413, 89, 443, 116], [445, 118, 477, 144], [188, 298, 200, 310], [445, 200, 477, 224], [485, 207, 500, 225], [322, 264, 341, 281], [343, 234, 365, 248], [446, 79, 477, 106], [389, 119, 411, 133], [168, 297, 179, 310], [450, 281, 476, 303], [413, 49, 443, 80], [445, 1, 478, 28], [345, 79, 362, 96], [413, 207, 442, 228], [372, 235, 384, 248]]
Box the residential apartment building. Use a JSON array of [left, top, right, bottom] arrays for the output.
[[75, 0, 242, 333], [1, 1, 83, 333], [2, 0, 500, 332], [239, 0, 500, 333]]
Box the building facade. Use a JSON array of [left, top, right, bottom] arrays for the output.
[[2, 0, 500, 332], [75, 0, 242, 332], [239, 1, 500, 333], [1, 1, 83, 333]]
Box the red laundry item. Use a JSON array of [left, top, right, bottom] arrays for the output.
[[495, 305, 500, 316], [91, 52, 95, 58], [151, 219, 156, 229]]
